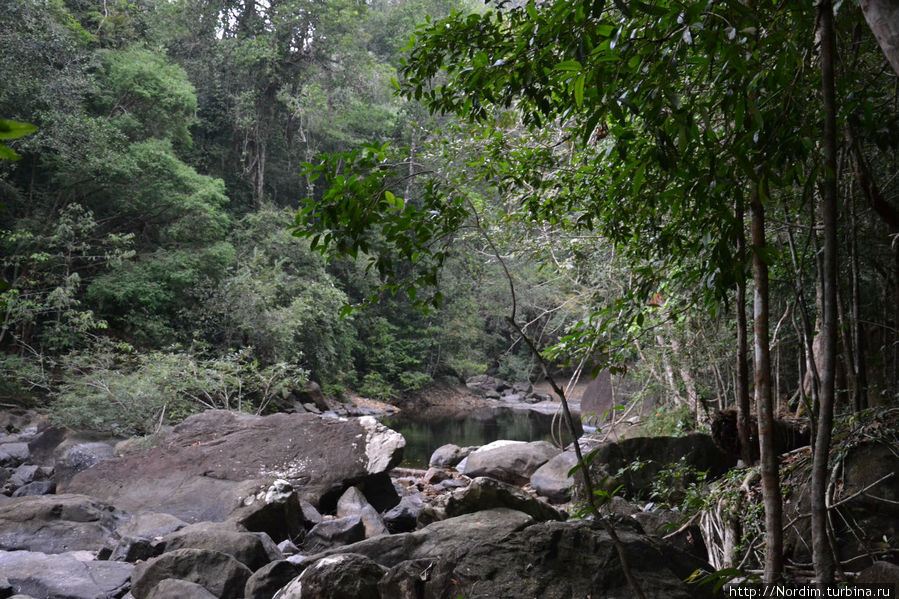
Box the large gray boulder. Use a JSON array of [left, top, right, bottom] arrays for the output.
[[275, 553, 387, 599], [55, 442, 116, 488], [461, 440, 561, 485], [427, 444, 473, 468], [302, 516, 365, 554], [444, 477, 564, 523], [0, 494, 127, 554], [11, 481, 56, 497], [382, 494, 425, 533], [7, 464, 53, 489], [130, 548, 252, 599], [156, 521, 281, 571], [64, 411, 405, 522], [0, 550, 133, 599], [785, 439, 899, 566], [530, 450, 579, 503], [376, 519, 711, 599], [336, 486, 389, 538], [104, 513, 189, 563], [297, 508, 710, 599], [144, 579, 218, 599], [244, 560, 301, 599], [581, 433, 737, 499], [632, 507, 708, 561], [310, 508, 535, 568], [0, 443, 29, 467], [116, 512, 189, 540], [228, 479, 310, 543]]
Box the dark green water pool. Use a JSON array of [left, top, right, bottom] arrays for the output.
[[383, 407, 581, 468]]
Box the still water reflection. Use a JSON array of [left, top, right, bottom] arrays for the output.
[[383, 407, 581, 468]]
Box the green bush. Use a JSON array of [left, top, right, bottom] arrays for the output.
[[50, 343, 307, 436], [495, 351, 537, 382], [640, 402, 695, 437], [649, 456, 709, 512], [0, 353, 51, 408], [358, 372, 397, 402]]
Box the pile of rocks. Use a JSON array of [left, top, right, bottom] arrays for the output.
[[0, 423, 54, 499], [464, 375, 552, 404], [0, 408, 741, 598]]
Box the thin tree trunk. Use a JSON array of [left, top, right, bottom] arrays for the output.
[[812, 0, 839, 584], [782, 201, 820, 422], [849, 191, 868, 411], [255, 139, 266, 207], [672, 337, 702, 425], [656, 334, 685, 406], [751, 178, 783, 583], [735, 196, 754, 465]]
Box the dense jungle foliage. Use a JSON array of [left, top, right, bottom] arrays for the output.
[[1, 0, 898, 586], [1, 0, 897, 432], [1, 0, 561, 423]]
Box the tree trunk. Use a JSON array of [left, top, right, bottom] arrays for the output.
[[812, 0, 839, 583], [859, 0, 899, 76], [735, 196, 754, 465], [751, 179, 783, 583], [656, 334, 685, 406], [849, 196, 867, 411]]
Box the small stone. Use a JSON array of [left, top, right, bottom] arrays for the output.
[[11, 481, 56, 497], [277, 539, 299, 555]]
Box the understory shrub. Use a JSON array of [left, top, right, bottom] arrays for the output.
[[640, 402, 695, 437], [50, 343, 307, 436]]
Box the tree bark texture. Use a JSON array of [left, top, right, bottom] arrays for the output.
[[751, 181, 784, 583], [735, 197, 754, 466], [860, 0, 899, 76], [812, 0, 839, 583]]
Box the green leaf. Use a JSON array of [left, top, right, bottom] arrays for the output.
[[555, 60, 583, 71], [632, 163, 646, 194], [0, 119, 37, 140], [573, 74, 586, 108], [0, 144, 21, 161]]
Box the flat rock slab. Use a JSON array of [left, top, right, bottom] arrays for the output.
[[0, 550, 133, 599], [0, 494, 127, 554], [65, 411, 404, 522]]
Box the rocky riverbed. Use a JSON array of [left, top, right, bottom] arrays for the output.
[[2, 400, 898, 598]]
